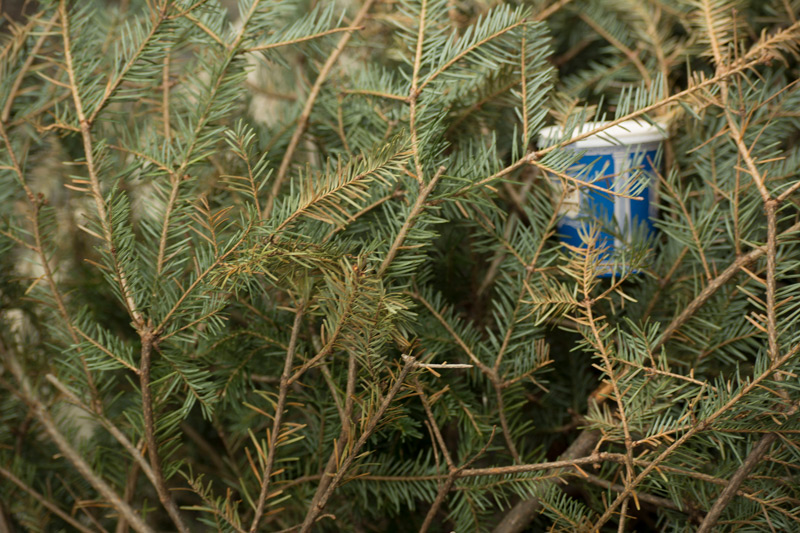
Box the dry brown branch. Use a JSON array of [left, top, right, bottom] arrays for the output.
[[0, 345, 152, 533], [492, 430, 600, 533]]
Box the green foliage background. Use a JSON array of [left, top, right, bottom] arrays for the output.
[[1, 0, 799, 531]]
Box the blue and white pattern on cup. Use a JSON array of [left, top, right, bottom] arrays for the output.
[[553, 143, 661, 277], [538, 120, 668, 277]]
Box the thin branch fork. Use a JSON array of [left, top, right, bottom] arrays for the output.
[[45, 374, 157, 488], [0, 344, 153, 533], [655, 219, 800, 350], [298, 358, 416, 532], [415, 377, 456, 533], [590, 343, 800, 532], [492, 430, 601, 533], [378, 166, 445, 276], [294, 351, 360, 531], [249, 303, 305, 533], [420, 428, 497, 533], [582, 292, 636, 533]]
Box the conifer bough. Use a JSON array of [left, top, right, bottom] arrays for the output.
[[1, 0, 799, 531]]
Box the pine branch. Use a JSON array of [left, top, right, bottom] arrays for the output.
[[591, 346, 800, 531], [139, 329, 190, 533], [655, 220, 800, 349], [0, 345, 152, 533], [59, 0, 143, 326], [0, 11, 59, 123], [696, 432, 778, 533], [298, 358, 416, 532], [0, 465, 96, 533], [492, 430, 601, 533], [264, 0, 376, 218], [249, 302, 305, 533], [379, 165, 445, 276]]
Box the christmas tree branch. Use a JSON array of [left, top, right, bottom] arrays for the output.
[[249, 302, 305, 533], [696, 432, 778, 533], [264, 0, 375, 218], [139, 330, 190, 533]]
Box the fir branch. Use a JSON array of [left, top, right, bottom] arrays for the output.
[[0, 120, 100, 402], [139, 329, 190, 533], [0, 11, 59, 123], [696, 432, 778, 533], [59, 0, 143, 325], [0, 465, 96, 533], [579, 12, 652, 88], [379, 165, 445, 275], [45, 374, 157, 488], [299, 357, 416, 532], [493, 430, 601, 533], [249, 302, 305, 533], [655, 220, 800, 348], [0, 347, 152, 533], [459, 24, 799, 199], [591, 346, 800, 531], [246, 26, 365, 52], [264, 0, 375, 218]]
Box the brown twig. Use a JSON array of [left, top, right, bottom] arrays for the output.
[[0, 121, 100, 403], [1, 12, 59, 123], [654, 220, 800, 350], [60, 0, 143, 326], [378, 166, 445, 276], [696, 433, 777, 533], [298, 358, 416, 532], [249, 303, 305, 533], [583, 473, 686, 513], [590, 344, 800, 531], [0, 465, 97, 533], [492, 430, 600, 533], [0, 346, 152, 533], [139, 330, 190, 533]]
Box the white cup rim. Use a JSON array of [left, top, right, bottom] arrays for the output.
[[538, 119, 669, 148]]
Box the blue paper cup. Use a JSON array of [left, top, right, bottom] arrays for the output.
[[538, 120, 668, 277]]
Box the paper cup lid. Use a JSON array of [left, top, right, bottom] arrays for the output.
[[538, 119, 668, 148]]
